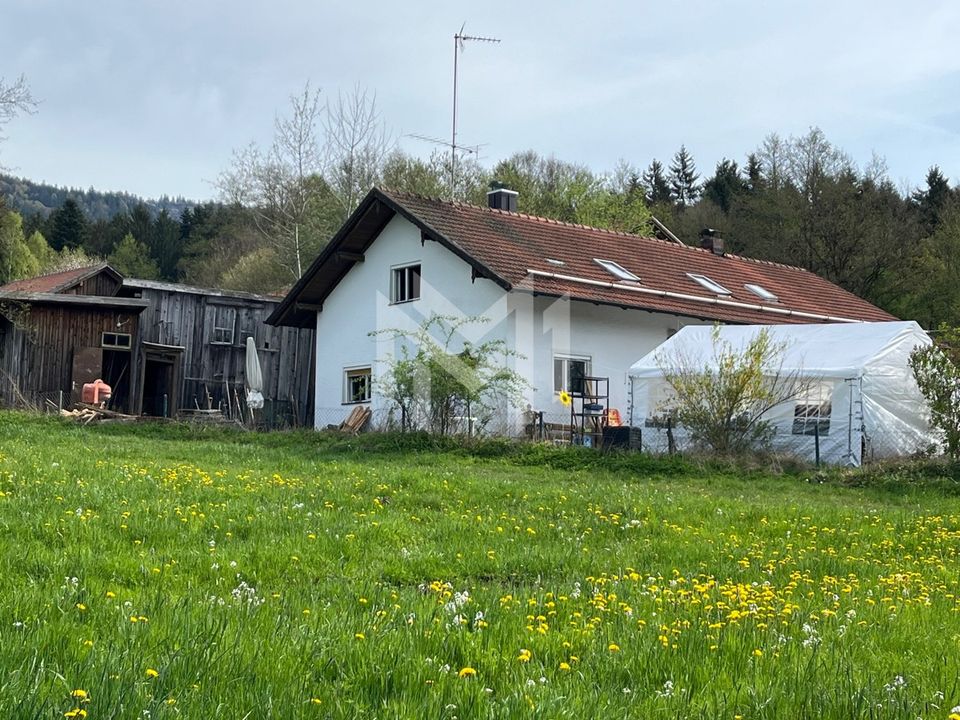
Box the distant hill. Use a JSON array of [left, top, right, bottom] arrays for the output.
[[0, 173, 198, 221]]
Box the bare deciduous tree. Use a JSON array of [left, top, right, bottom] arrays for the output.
[[217, 82, 327, 280], [0, 75, 38, 165], [218, 82, 392, 281], [323, 86, 393, 221]]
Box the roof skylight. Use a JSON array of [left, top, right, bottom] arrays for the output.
[[594, 258, 640, 282], [744, 283, 778, 302], [687, 273, 731, 295]]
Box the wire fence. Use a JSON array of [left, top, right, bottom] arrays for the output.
[[2, 391, 944, 466]]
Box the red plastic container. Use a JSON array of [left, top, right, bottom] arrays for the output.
[[81, 379, 112, 405]]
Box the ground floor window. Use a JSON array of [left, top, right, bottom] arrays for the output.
[[792, 381, 833, 436], [554, 354, 590, 394], [344, 367, 372, 404]]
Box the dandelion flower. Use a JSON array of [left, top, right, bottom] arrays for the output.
[[146, 668, 159, 679], [559, 662, 571, 671], [70, 689, 89, 701], [608, 643, 620, 653], [64, 709, 87, 719], [354, 632, 365, 641], [458, 667, 477, 679], [517, 648, 532, 663], [753, 649, 763, 657]]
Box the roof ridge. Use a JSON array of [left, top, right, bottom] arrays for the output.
[[380, 187, 811, 272]]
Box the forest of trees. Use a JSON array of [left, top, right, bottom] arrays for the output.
[[1, 81, 959, 328]]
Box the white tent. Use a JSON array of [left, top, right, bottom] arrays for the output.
[[627, 321, 936, 466]]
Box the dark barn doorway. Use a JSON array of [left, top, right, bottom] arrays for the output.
[[101, 349, 132, 413], [138, 343, 183, 417]]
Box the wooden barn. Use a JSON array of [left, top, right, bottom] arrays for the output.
[[0, 264, 314, 425]]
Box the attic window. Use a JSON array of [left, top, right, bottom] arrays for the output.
[[687, 273, 731, 295], [594, 258, 640, 282], [745, 283, 778, 302]]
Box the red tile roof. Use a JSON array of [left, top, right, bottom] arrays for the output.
[[379, 190, 894, 325], [0, 264, 108, 294], [268, 188, 896, 327]]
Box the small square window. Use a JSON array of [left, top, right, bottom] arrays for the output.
[[344, 367, 372, 404], [745, 283, 778, 302], [792, 382, 833, 436], [391, 264, 421, 303], [594, 258, 640, 282], [212, 306, 237, 344], [554, 355, 590, 394], [687, 273, 731, 295]]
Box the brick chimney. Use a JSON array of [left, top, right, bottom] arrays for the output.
[[699, 228, 724, 256]]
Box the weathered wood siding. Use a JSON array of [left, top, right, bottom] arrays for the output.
[[63, 273, 122, 297], [0, 302, 141, 407], [131, 287, 314, 425]]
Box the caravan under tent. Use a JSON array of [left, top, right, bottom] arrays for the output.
[[628, 321, 935, 466]]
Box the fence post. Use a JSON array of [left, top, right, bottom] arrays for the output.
[[814, 421, 821, 468], [58, 390, 63, 413], [163, 394, 168, 419], [667, 416, 676, 455]]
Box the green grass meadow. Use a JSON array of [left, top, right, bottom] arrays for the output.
[[0, 411, 958, 718]]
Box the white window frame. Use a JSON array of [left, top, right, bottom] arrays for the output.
[[553, 354, 591, 394], [745, 283, 778, 302], [390, 263, 421, 304], [687, 273, 731, 295], [211, 305, 237, 345], [594, 258, 640, 282], [792, 382, 833, 436], [343, 366, 372, 405]]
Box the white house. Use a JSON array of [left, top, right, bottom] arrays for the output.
[[268, 188, 895, 433]]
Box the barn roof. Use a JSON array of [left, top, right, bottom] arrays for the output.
[[267, 188, 896, 328], [0, 263, 122, 294]]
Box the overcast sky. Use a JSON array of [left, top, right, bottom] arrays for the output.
[[2, 0, 959, 201]]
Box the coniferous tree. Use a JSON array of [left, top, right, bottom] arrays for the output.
[[47, 198, 89, 251], [703, 159, 746, 213], [641, 160, 672, 205], [669, 145, 700, 209]]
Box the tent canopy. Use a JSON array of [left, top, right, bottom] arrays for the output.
[[629, 321, 931, 379]]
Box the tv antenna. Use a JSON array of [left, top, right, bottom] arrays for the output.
[[405, 25, 499, 198]]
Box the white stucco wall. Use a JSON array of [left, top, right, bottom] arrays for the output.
[[313, 215, 510, 428], [508, 294, 708, 422], [314, 213, 710, 432]]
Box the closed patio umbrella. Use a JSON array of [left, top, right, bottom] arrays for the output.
[[245, 336, 264, 412]]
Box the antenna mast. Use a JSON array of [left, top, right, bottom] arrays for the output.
[[452, 24, 499, 197]]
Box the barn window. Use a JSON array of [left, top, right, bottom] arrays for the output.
[[554, 355, 591, 394], [391, 264, 421, 303], [344, 367, 372, 404], [101, 332, 132, 349], [212, 306, 237, 345], [792, 382, 833, 436]]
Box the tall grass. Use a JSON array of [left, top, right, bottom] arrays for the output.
[[0, 411, 957, 718]]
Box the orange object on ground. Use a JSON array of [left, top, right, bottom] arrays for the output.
[[81, 379, 112, 405]]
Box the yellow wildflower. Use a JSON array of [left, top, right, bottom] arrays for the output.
[[146, 668, 159, 679], [753, 648, 763, 657], [354, 632, 365, 640], [458, 666, 477, 679], [608, 643, 620, 652], [70, 689, 89, 701], [517, 648, 532, 662], [559, 662, 571, 671]]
